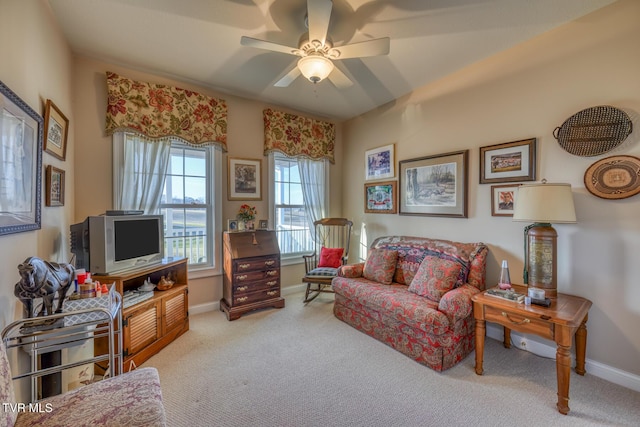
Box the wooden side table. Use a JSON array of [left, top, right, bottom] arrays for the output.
[[472, 285, 592, 414]]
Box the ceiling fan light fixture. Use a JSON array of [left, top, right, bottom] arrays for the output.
[[297, 54, 333, 84]]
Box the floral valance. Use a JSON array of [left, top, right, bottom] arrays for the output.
[[263, 108, 335, 163], [105, 71, 227, 149]]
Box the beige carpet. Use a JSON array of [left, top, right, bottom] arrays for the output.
[[142, 292, 640, 427]]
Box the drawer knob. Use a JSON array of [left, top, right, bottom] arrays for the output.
[[501, 312, 531, 325], [237, 286, 248, 292], [266, 280, 277, 286], [237, 296, 248, 302], [267, 291, 278, 296], [239, 263, 251, 269], [266, 270, 278, 276], [265, 260, 275, 266], [237, 274, 248, 280]]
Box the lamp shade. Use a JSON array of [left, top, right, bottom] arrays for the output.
[[297, 54, 334, 83], [513, 182, 576, 223]]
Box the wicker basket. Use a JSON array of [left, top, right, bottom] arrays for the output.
[[553, 105, 632, 157]]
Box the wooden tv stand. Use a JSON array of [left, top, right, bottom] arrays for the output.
[[95, 257, 189, 372]]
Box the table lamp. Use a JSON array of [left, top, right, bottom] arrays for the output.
[[512, 180, 576, 298]]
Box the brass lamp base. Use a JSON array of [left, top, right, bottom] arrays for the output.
[[524, 223, 558, 298]]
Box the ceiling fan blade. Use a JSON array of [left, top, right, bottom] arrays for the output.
[[307, 0, 332, 46], [274, 67, 301, 87], [332, 37, 390, 59], [241, 36, 299, 56], [328, 66, 353, 89]]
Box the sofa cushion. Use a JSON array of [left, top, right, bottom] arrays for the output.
[[408, 255, 462, 302], [332, 277, 449, 335], [370, 236, 487, 288], [363, 248, 398, 285], [318, 246, 344, 268]]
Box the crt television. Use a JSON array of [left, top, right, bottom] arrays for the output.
[[70, 214, 164, 275]]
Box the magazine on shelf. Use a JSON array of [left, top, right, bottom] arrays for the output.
[[485, 287, 525, 303]]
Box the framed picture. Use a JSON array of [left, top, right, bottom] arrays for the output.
[[45, 165, 65, 207], [43, 99, 69, 161], [479, 138, 536, 184], [0, 80, 43, 235], [364, 181, 397, 214], [491, 184, 518, 217], [228, 157, 262, 200], [258, 219, 269, 229], [228, 219, 239, 231], [399, 150, 468, 218], [365, 143, 395, 181]]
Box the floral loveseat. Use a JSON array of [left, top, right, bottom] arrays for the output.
[[332, 236, 488, 371]]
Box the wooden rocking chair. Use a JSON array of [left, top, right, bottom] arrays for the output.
[[302, 218, 353, 303]]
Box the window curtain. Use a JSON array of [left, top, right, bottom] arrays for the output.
[[263, 108, 335, 163], [105, 71, 228, 150], [113, 133, 171, 214], [297, 158, 327, 242]]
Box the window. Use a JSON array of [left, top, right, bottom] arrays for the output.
[[161, 143, 212, 268], [270, 153, 328, 259], [114, 133, 221, 271]]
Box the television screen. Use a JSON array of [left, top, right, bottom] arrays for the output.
[[114, 218, 161, 261]]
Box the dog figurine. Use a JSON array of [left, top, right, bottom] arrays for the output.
[[14, 257, 75, 318]]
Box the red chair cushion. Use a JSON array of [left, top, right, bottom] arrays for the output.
[[318, 247, 344, 268]]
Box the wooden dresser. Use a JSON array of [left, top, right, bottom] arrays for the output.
[[221, 230, 285, 320]]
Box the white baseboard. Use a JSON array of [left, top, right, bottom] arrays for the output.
[[189, 301, 218, 315], [486, 324, 640, 392]]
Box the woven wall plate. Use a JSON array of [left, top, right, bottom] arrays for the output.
[[584, 155, 640, 199], [554, 105, 632, 157]]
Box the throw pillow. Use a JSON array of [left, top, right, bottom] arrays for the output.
[[408, 255, 462, 302], [363, 248, 398, 285], [318, 247, 344, 268]]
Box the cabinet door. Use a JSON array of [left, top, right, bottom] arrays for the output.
[[124, 301, 160, 357], [162, 288, 188, 336]]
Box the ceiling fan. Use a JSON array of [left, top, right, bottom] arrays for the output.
[[240, 0, 390, 88]]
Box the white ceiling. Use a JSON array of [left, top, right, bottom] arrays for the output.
[[48, 0, 616, 121]]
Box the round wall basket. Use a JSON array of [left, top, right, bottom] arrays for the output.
[[584, 155, 640, 200], [554, 105, 632, 157]]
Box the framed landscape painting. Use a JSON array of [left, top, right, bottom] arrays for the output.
[[479, 138, 536, 184], [0, 80, 43, 235], [364, 181, 397, 214], [399, 150, 468, 218], [365, 143, 395, 181], [228, 157, 262, 200]]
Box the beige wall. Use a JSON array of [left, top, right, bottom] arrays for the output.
[[0, 0, 74, 327], [342, 0, 640, 376], [72, 57, 343, 311]]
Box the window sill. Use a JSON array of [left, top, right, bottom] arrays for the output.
[[188, 266, 221, 279], [279, 255, 307, 267]]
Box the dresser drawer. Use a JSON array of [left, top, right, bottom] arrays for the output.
[[484, 305, 554, 340], [232, 288, 281, 306], [234, 278, 280, 295], [233, 256, 279, 273], [234, 268, 279, 284]]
